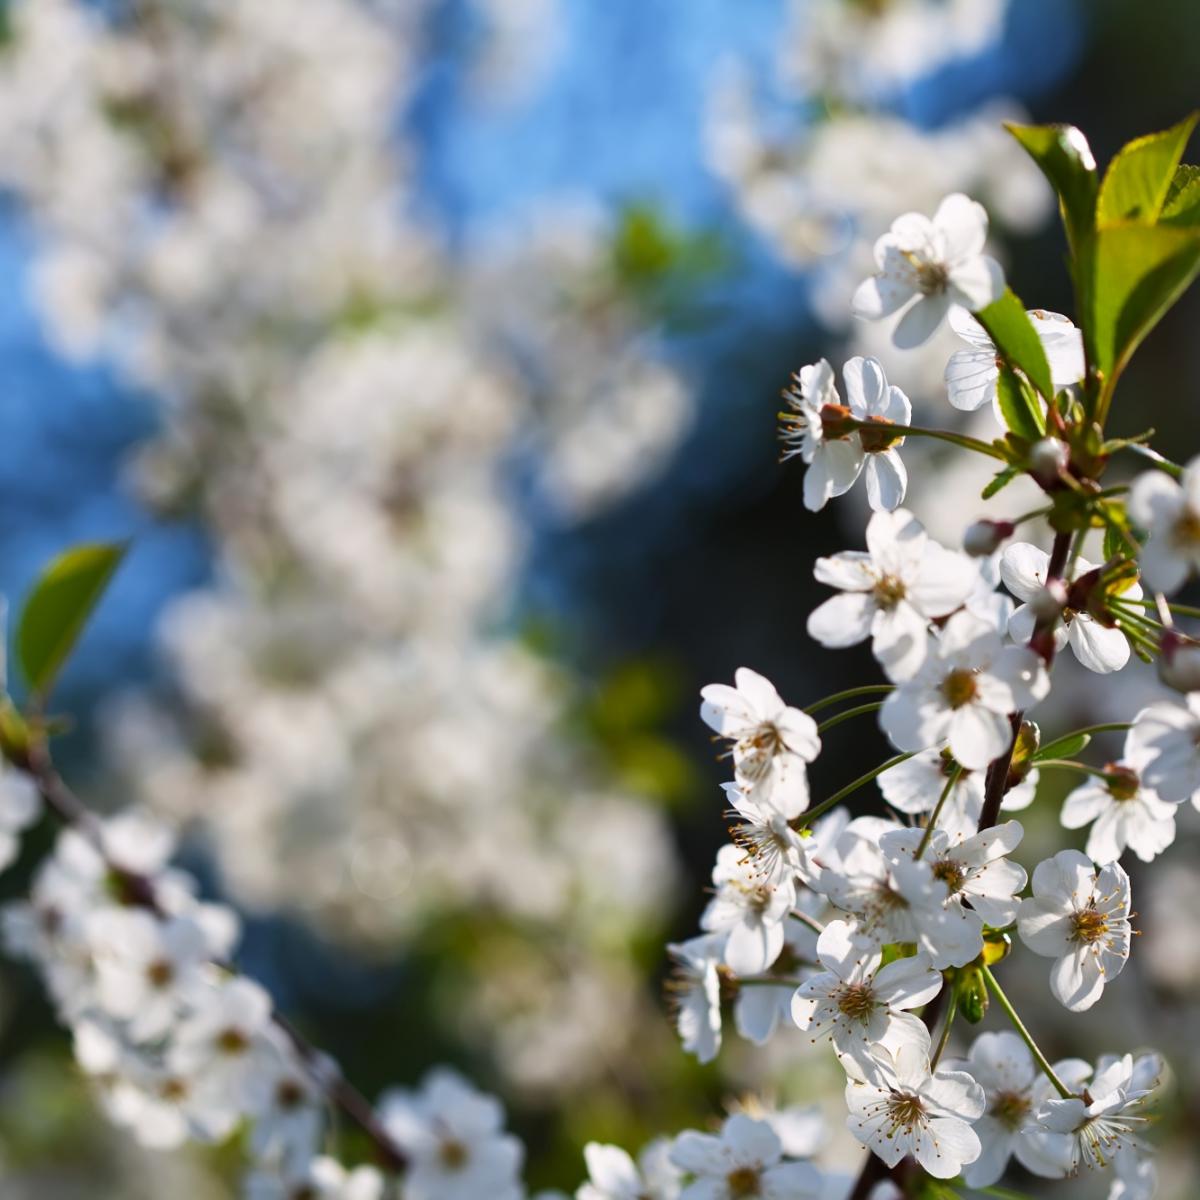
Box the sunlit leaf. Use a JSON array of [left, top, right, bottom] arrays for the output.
[[1161, 163, 1200, 225], [1006, 122, 1098, 257], [1097, 113, 1197, 226], [1035, 732, 1092, 760], [994, 365, 1046, 440], [17, 542, 128, 697], [973, 290, 1054, 401]]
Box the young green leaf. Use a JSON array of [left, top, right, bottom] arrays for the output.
[[1161, 163, 1200, 225], [973, 290, 1055, 401], [994, 364, 1046, 440], [981, 465, 1020, 499], [1006, 122, 1098, 256], [1035, 732, 1092, 761], [1088, 222, 1200, 381], [17, 541, 128, 698], [1097, 113, 1198, 226]]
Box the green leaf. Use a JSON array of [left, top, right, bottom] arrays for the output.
[[1161, 164, 1200, 225], [973, 290, 1055, 401], [17, 542, 128, 697], [994, 365, 1046, 440], [1036, 732, 1092, 761], [1097, 113, 1198, 226], [981, 465, 1020, 499], [1088, 222, 1200, 379], [1006, 122, 1098, 257]]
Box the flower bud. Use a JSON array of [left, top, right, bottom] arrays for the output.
[[1027, 437, 1069, 487], [1159, 631, 1200, 693], [1028, 579, 1068, 624], [963, 519, 1015, 557]]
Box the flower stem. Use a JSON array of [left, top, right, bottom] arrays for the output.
[[1033, 758, 1124, 782], [816, 701, 884, 734], [791, 752, 915, 831], [1118, 442, 1184, 479], [930, 993, 956, 1068], [915, 765, 961, 859], [869, 421, 1009, 461], [980, 966, 1073, 1099], [804, 683, 894, 714]]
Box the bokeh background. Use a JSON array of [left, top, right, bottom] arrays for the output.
[[0, 0, 1198, 1196]]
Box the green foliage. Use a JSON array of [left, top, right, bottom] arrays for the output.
[[1087, 221, 1200, 381], [16, 542, 127, 699], [1096, 112, 1197, 225], [994, 365, 1045, 440], [1006, 122, 1098, 258], [1035, 731, 1092, 761], [980, 465, 1020, 499], [1161, 163, 1200, 224], [973, 290, 1054, 402]]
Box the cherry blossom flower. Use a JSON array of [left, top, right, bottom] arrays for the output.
[[1032, 1053, 1163, 1174], [380, 1069, 525, 1200], [669, 1113, 821, 1200], [1060, 764, 1177, 865], [790, 919, 941, 1066], [879, 610, 1049, 770], [578, 1138, 682, 1200], [780, 357, 911, 512], [735, 915, 819, 1045], [1000, 543, 1138, 674], [945, 308, 1084, 415], [876, 748, 1036, 842], [1125, 697, 1200, 805], [958, 1032, 1073, 1187], [702, 843, 796, 975], [0, 763, 39, 871], [665, 934, 724, 1064], [811, 819, 979, 968], [1129, 457, 1200, 593], [724, 784, 811, 884], [844, 1037, 985, 1178], [807, 507, 977, 680], [851, 193, 1005, 348], [881, 821, 1027, 963], [244, 1157, 385, 1200], [700, 668, 819, 816], [1017, 850, 1132, 1012]]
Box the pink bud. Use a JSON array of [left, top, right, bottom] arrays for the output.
[[963, 519, 1015, 557], [1027, 438, 1069, 487], [1159, 631, 1200, 693]]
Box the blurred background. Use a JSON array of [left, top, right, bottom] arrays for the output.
[[0, 0, 1198, 1196]]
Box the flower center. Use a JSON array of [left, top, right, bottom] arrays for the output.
[[931, 857, 966, 894], [1104, 764, 1140, 802], [941, 668, 979, 709], [146, 959, 174, 989], [991, 1089, 1032, 1130], [726, 1166, 762, 1197], [858, 417, 903, 455], [1070, 906, 1109, 944], [737, 723, 785, 781], [216, 1027, 250, 1056], [439, 1138, 469, 1170], [1171, 508, 1200, 548], [276, 1078, 307, 1110], [835, 982, 878, 1021], [873, 574, 907, 610], [906, 254, 949, 296], [886, 1090, 927, 1131]]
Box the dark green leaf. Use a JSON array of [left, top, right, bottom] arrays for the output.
[[17, 542, 128, 697], [981, 465, 1020, 499], [1088, 223, 1200, 378], [1006, 122, 1098, 257], [994, 365, 1046, 440], [1161, 163, 1200, 225], [1035, 732, 1092, 761], [973, 290, 1055, 401], [1097, 113, 1198, 226]]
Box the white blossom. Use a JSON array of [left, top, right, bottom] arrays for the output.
[[578, 1139, 681, 1200], [665, 934, 724, 1064], [1126, 697, 1200, 805], [1061, 764, 1177, 864], [735, 916, 819, 1045], [1129, 457, 1200, 594], [244, 1157, 385, 1200], [844, 1037, 985, 1178], [852, 193, 1005, 348], [1000, 543, 1138, 674], [1017, 851, 1132, 1011], [0, 763, 40, 871], [701, 668, 819, 816], [944, 308, 1083, 415], [669, 1113, 821, 1200], [790, 919, 941, 1066], [807, 508, 977, 680], [879, 610, 1049, 770], [702, 844, 796, 975]]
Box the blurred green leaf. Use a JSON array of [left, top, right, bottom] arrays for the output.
[[1097, 113, 1197, 226], [994, 365, 1046, 440], [17, 542, 127, 698], [1035, 731, 1092, 760], [974, 291, 1054, 401], [981, 465, 1020, 499], [1087, 222, 1200, 380], [1006, 122, 1098, 257], [1161, 163, 1200, 224]]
